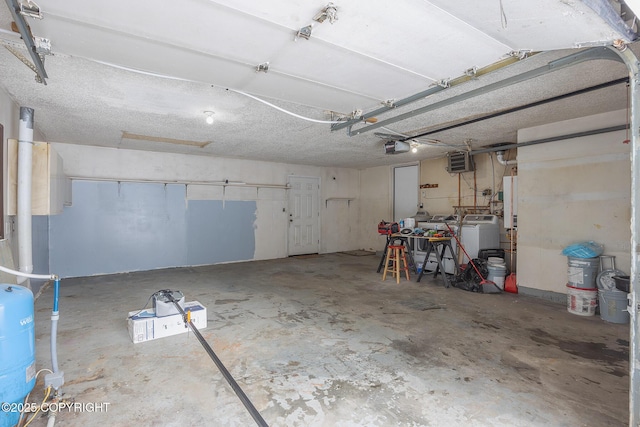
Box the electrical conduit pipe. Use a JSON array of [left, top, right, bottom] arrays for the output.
[[17, 107, 34, 289]]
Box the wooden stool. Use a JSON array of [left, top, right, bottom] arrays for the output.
[[382, 244, 410, 283]]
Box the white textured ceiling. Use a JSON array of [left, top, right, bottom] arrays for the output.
[[0, 0, 636, 168]]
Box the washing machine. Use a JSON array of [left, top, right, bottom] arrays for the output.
[[459, 215, 500, 263], [414, 214, 460, 275]]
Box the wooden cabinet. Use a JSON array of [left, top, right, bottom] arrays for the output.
[[8, 139, 71, 215]]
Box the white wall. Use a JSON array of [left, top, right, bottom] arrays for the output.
[[51, 143, 361, 264], [418, 152, 516, 217], [517, 109, 631, 294], [358, 165, 391, 252]]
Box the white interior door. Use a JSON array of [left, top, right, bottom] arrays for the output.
[[393, 165, 419, 222], [287, 176, 320, 255]]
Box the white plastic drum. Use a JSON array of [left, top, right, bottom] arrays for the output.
[[487, 264, 507, 290]]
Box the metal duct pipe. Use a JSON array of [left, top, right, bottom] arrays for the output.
[[17, 107, 34, 289], [496, 151, 517, 166]]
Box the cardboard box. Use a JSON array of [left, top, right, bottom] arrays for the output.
[[128, 301, 207, 344]]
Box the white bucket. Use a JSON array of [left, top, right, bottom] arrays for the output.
[[566, 284, 597, 317], [487, 264, 507, 290], [487, 257, 506, 266]]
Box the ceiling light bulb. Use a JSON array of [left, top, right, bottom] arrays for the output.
[[204, 111, 214, 124], [411, 147, 418, 153]]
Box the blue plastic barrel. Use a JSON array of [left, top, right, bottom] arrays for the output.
[[0, 284, 36, 427]]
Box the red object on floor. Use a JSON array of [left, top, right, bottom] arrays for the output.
[[504, 273, 518, 293]]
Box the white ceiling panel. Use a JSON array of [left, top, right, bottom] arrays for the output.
[[0, 0, 637, 168], [214, 0, 514, 79], [429, 0, 635, 50]]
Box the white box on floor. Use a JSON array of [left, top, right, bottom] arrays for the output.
[[127, 301, 207, 344]]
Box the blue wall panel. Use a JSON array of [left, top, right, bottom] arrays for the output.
[[49, 181, 257, 278], [49, 182, 187, 277], [31, 215, 50, 292], [32, 215, 49, 275], [186, 200, 256, 266]]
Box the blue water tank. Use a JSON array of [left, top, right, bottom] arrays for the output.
[[0, 284, 36, 427]]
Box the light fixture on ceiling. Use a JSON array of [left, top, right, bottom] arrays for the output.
[[313, 3, 338, 24], [204, 111, 214, 125], [411, 146, 418, 154]]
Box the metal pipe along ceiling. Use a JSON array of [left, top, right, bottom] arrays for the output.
[[468, 124, 629, 156], [330, 53, 535, 132], [396, 77, 629, 144], [340, 47, 623, 137]]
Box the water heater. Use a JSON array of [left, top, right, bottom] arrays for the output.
[[0, 284, 36, 427], [503, 175, 518, 228]]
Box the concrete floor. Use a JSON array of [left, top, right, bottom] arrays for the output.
[[27, 253, 628, 427]]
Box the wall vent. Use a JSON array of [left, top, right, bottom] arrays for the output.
[[446, 152, 474, 173]]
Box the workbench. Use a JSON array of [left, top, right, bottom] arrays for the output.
[[415, 237, 459, 288], [377, 233, 459, 287]]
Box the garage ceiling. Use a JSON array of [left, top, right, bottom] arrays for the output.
[[0, 0, 637, 168]]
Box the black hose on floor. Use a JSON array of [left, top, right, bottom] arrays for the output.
[[165, 292, 269, 427]]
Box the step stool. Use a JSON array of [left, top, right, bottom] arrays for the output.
[[382, 244, 410, 284]]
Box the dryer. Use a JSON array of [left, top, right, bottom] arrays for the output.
[[459, 215, 500, 263]]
